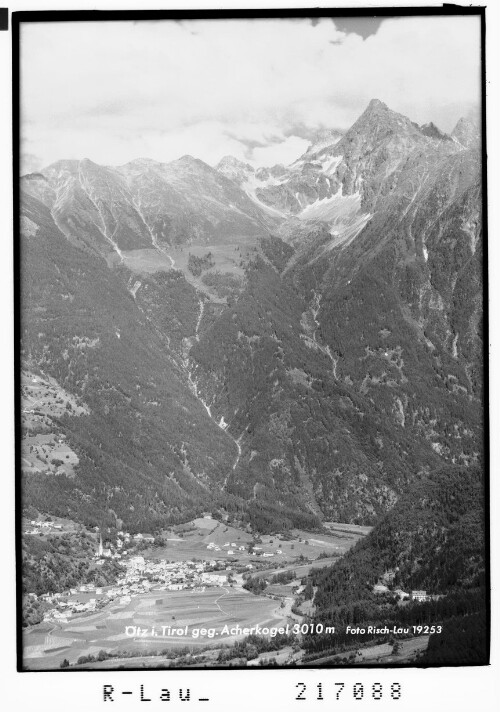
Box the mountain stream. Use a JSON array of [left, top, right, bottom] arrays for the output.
[[184, 299, 243, 487]]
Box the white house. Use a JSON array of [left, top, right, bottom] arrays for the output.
[[411, 590, 428, 601]]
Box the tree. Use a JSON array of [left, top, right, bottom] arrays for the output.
[[60, 658, 70, 668], [303, 581, 314, 600]]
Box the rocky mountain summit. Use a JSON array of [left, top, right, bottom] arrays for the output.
[[451, 115, 481, 148]]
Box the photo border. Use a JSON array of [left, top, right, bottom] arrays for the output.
[[12, 4, 490, 675]]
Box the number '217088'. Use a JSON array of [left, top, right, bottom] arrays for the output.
[[295, 682, 402, 701]]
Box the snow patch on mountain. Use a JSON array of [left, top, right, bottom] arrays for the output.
[[300, 186, 357, 221], [242, 174, 287, 217], [321, 155, 343, 175]]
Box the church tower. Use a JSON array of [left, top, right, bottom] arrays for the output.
[[98, 531, 103, 557]]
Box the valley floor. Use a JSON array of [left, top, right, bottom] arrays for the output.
[[23, 519, 369, 670]]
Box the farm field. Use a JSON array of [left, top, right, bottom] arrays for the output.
[[115, 240, 256, 303], [23, 586, 285, 670], [21, 370, 86, 476], [170, 243, 254, 277], [168, 243, 251, 301], [22, 433, 79, 476], [144, 519, 252, 562], [145, 518, 368, 565], [252, 557, 340, 581]]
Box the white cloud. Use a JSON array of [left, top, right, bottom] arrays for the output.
[[20, 16, 481, 169]]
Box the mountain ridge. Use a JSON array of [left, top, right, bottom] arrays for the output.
[[20, 98, 484, 536]]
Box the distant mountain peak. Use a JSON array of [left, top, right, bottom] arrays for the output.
[[451, 116, 480, 148], [216, 155, 255, 184], [346, 99, 426, 145], [42, 158, 80, 175], [80, 157, 100, 167], [217, 155, 254, 171], [175, 154, 198, 164], [366, 98, 390, 113], [355, 99, 412, 130], [168, 154, 216, 175], [420, 122, 452, 141]]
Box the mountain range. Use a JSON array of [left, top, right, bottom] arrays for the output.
[[20, 99, 483, 545]]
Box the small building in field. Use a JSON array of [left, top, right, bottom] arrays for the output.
[[411, 590, 428, 602]]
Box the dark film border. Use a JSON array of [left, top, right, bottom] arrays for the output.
[[12, 5, 489, 672]]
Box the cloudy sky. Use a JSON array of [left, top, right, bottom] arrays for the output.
[[20, 14, 481, 172]]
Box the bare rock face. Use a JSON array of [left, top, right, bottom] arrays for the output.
[[216, 155, 255, 184], [225, 100, 463, 227], [419, 121, 453, 141], [451, 115, 480, 149]]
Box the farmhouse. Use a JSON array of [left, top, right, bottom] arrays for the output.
[[201, 573, 227, 585], [411, 590, 428, 601]]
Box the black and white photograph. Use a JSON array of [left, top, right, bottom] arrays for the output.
[[14, 7, 489, 676]]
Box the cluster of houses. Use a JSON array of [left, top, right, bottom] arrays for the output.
[[207, 541, 246, 555], [372, 584, 432, 602], [205, 541, 284, 558], [118, 555, 229, 591], [251, 546, 283, 558], [35, 554, 234, 623], [92, 530, 156, 563], [24, 519, 64, 535], [34, 584, 113, 622]]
